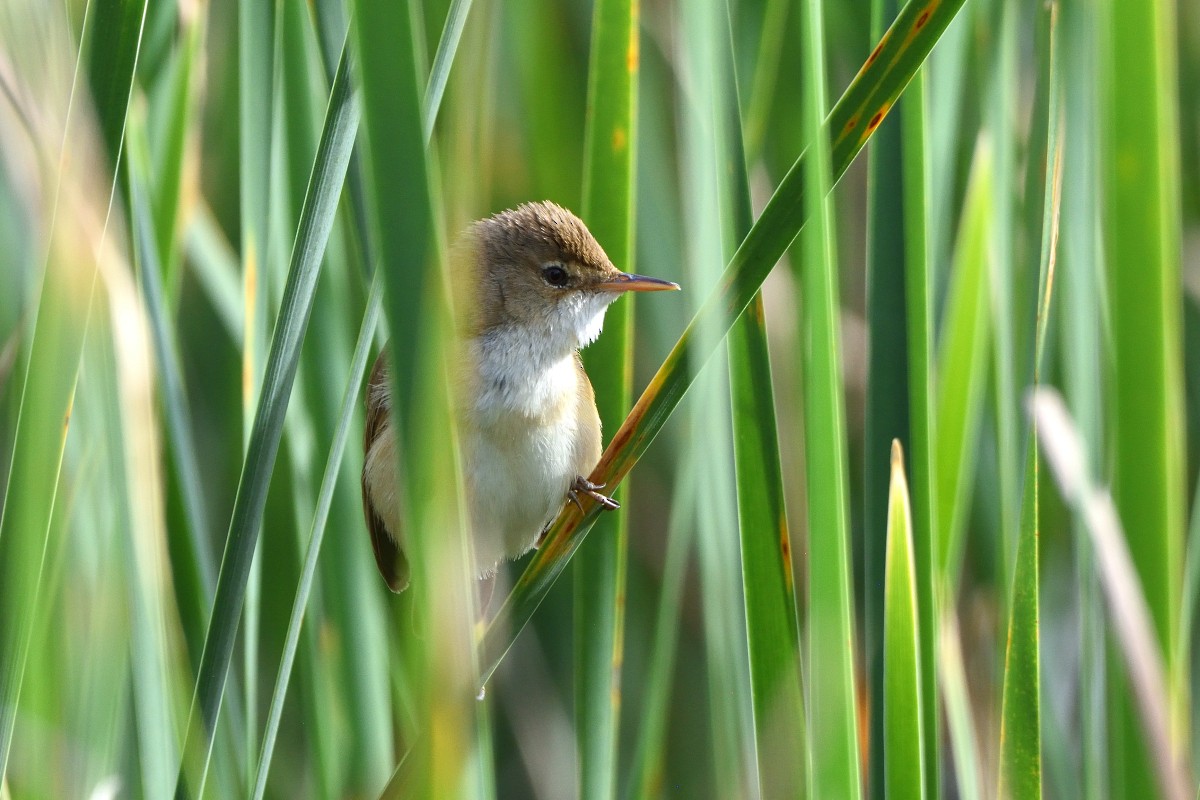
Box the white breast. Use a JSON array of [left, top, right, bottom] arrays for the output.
[[461, 328, 591, 575]]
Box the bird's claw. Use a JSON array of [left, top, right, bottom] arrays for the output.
[[570, 476, 620, 511]]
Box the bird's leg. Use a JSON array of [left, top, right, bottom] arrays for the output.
[[569, 475, 620, 511], [537, 478, 620, 548]]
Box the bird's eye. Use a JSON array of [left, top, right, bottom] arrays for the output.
[[542, 264, 570, 287]]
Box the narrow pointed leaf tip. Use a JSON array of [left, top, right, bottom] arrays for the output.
[[884, 437, 926, 800]]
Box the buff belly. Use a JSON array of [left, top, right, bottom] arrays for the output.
[[460, 341, 595, 576], [463, 397, 583, 575]]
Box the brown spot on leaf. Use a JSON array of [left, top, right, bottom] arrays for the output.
[[609, 422, 634, 453], [867, 107, 888, 130]]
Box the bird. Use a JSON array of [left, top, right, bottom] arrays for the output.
[[362, 201, 679, 592]]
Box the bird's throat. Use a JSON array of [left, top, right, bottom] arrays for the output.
[[469, 317, 594, 423]]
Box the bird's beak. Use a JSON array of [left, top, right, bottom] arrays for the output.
[[596, 271, 681, 293]]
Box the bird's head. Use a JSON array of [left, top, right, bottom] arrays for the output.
[[468, 201, 678, 350]]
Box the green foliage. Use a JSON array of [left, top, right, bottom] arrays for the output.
[[1100, 0, 1187, 792], [723, 1, 807, 795], [800, 0, 861, 795], [173, 37, 361, 798], [0, 0, 1196, 796], [884, 441, 926, 800], [575, 0, 638, 796]]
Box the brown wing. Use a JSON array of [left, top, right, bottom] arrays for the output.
[[363, 348, 410, 592]]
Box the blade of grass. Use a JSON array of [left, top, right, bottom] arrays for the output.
[[148, 8, 201, 299], [1184, 468, 1200, 772], [183, 204, 244, 347], [575, 0, 638, 795], [269, 5, 344, 793], [237, 0, 275, 422], [997, 441, 1042, 800], [997, 9, 1062, 796], [86, 0, 150, 172], [237, 0, 277, 783], [296, 248, 385, 796], [45, 313, 133, 799], [1100, 0, 1186, 790], [1016, 5, 1055, 374], [124, 156, 228, 797], [436, 0, 499, 227], [1057, 0, 1105, 790], [355, 0, 435, 432], [922, 0, 972, 307], [293, 297, 376, 797], [126, 110, 216, 653], [799, 0, 862, 791], [108, 181, 189, 800], [172, 36, 359, 798], [237, 0, 275, 460], [0, 0, 146, 778], [626, 470, 698, 799], [320, 3, 476, 792], [935, 141, 992, 587], [938, 603, 983, 800], [303, 6, 402, 783], [252, 276, 382, 799], [157, 208, 252, 800], [678, 2, 754, 793], [1031, 389, 1191, 800], [742, 0, 790, 162], [310, 0, 382, 293], [423, 0, 471, 142], [257, 11, 477, 788], [355, 0, 483, 795], [620, 39, 690, 799], [863, 0, 913, 792], [730, 271, 808, 797], [986, 0, 1020, 601], [480, 0, 970, 687], [290, 8, 397, 796], [883, 440, 926, 800], [506, 0, 585, 206], [292, 10, 396, 787], [899, 47, 939, 800], [722, 2, 807, 796]]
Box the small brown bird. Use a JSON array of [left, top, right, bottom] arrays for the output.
[[362, 201, 679, 592]]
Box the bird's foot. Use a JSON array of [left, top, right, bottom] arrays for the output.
[[569, 476, 620, 511]]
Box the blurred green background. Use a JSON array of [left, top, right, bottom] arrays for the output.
[[0, 0, 1197, 797]]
